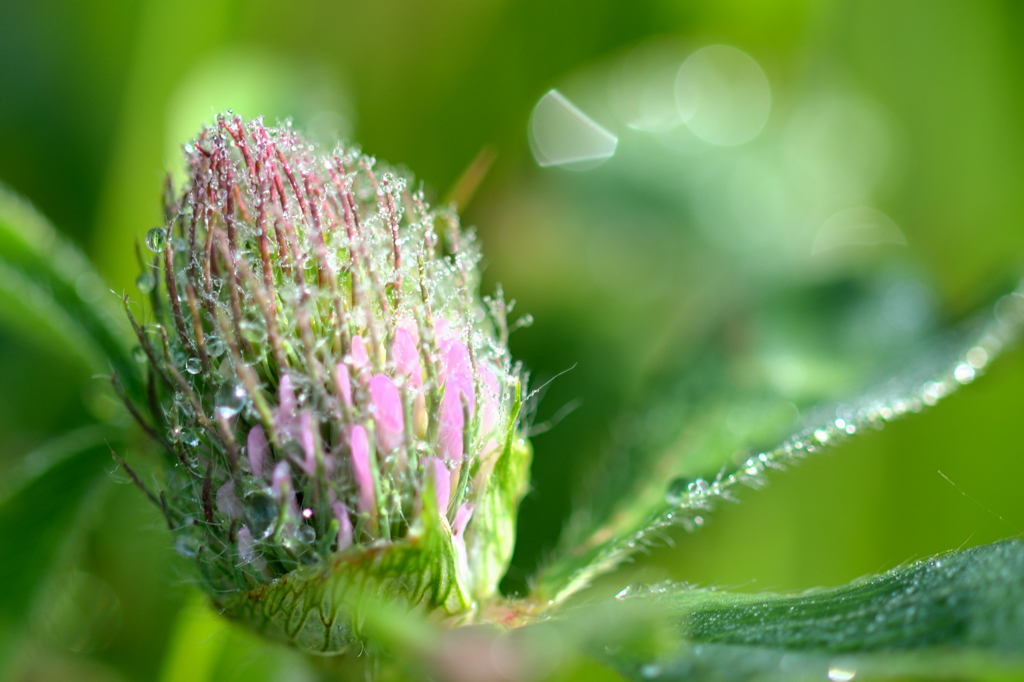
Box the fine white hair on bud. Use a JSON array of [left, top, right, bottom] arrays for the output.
[[122, 114, 531, 651]]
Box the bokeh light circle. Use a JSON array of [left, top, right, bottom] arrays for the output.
[[675, 45, 771, 146]]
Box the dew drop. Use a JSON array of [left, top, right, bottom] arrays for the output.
[[244, 492, 278, 539], [145, 227, 167, 253], [206, 336, 226, 358], [185, 357, 202, 375], [174, 535, 199, 557], [132, 346, 147, 363], [240, 318, 267, 343], [827, 665, 856, 681], [640, 663, 663, 679], [295, 525, 316, 544], [665, 477, 692, 504], [216, 381, 247, 418], [180, 428, 200, 448], [953, 363, 975, 385], [615, 583, 645, 600], [136, 273, 155, 293], [966, 346, 988, 369]]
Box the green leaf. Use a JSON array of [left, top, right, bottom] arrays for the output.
[[532, 277, 1024, 604], [157, 593, 228, 682], [466, 381, 532, 600], [571, 539, 1024, 681], [0, 426, 116, 622], [0, 184, 141, 400]]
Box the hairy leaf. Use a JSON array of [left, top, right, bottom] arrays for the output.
[[569, 540, 1024, 681], [533, 277, 1024, 604]]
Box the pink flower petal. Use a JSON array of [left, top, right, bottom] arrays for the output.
[[439, 336, 473, 385], [427, 456, 451, 514], [237, 526, 258, 564], [246, 425, 271, 478], [331, 502, 354, 551], [334, 363, 352, 407], [350, 425, 375, 516], [451, 502, 474, 582], [275, 374, 298, 440], [216, 482, 244, 519], [299, 412, 318, 475], [438, 373, 474, 463], [397, 317, 421, 345], [271, 461, 289, 496], [272, 461, 300, 519], [393, 327, 422, 388], [370, 374, 404, 452], [351, 335, 370, 369], [237, 526, 269, 575], [453, 502, 474, 538]]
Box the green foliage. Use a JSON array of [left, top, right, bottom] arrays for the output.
[[4, 3, 1024, 679], [0, 427, 116, 622], [534, 278, 1024, 605], [2, 146, 1024, 680], [574, 541, 1024, 680], [0, 186, 140, 401]]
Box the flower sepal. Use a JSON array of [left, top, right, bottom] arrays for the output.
[[215, 471, 473, 653]]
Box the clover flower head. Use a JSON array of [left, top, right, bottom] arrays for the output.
[[123, 114, 530, 651]]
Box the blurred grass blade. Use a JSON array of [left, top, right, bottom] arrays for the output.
[[0, 426, 116, 622], [533, 278, 1024, 604], [0, 184, 141, 400], [575, 540, 1024, 681]]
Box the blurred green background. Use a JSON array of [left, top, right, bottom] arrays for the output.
[[3, 0, 1024, 679]]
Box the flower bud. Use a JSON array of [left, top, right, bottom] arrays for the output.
[[124, 114, 531, 652]]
